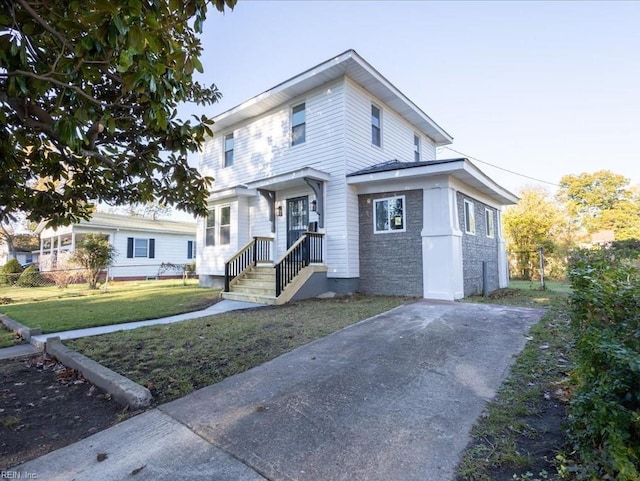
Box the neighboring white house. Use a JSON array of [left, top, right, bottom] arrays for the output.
[[0, 242, 39, 268], [197, 49, 517, 303], [35, 212, 197, 280]]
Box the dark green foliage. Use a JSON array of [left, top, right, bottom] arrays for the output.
[[0, 0, 236, 227], [0, 258, 23, 285], [72, 234, 116, 289], [567, 244, 640, 480], [16, 265, 44, 287]]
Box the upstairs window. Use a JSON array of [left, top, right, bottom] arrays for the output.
[[374, 196, 405, 233], [464, 199, 476, 235], [485, 208, 495, 238], [414, 134, 421, 162], [291, 103, 306, 146], [224, 133, 234, 167], [371, 104, 381, 147]]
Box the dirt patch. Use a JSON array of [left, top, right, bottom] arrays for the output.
[[0, 354, 129, 470]]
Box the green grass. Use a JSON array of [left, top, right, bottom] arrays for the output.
[[0, 325, 21, 348], [457, 283, 574, 481], [463, 281, 571, 308], [0, 279, 220, 333], [68, 295, 412, 405]]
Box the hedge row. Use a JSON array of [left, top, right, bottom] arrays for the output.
[[567, 241, 640, 480]]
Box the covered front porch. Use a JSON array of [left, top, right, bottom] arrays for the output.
[[200, 167, 331, 303]]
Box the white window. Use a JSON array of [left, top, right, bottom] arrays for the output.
[[371, 104, 381, 147], [224, 133, 234, 167], [485, 208, 495, 238], [206, 210, 216, 246], [374, 196, 405, 233], [219, 205, 231, 245], [464, 199, 476, 235], [414, 134, 421, 162], [291, 103, 306, 146], [127, 237, 155, 258]]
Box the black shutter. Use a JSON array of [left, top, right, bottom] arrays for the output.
[[187, 241, 193, 259], [127, 237, 133, 258], [148, 238, 155, 259]]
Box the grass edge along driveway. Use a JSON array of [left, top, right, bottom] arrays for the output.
[[68, 295, 413, 405]]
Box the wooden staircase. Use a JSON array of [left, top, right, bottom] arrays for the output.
[[223, 265, 278, 305]]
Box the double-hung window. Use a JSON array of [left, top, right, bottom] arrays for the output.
[[371, 104, 381, 147], [414, 134, 421, 161], [291, 103, 306, 146], [206, 210, 216, 246], [463, 199, 476, 235], [205, 206, 231, 246], [374, 196, 405, 233], [127, 238, 155, 258], [485, 208, 495, 238], [224, 133, 234, 167]]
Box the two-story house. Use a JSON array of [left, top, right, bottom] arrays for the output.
[[197, 50, 517, 304]]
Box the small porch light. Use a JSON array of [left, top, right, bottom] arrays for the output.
[[277, 205, 283, 217], [311, 199, 317, 212]]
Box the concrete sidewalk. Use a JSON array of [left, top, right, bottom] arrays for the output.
[[11, 300, 545, 481], [28, 299, 264, 348]]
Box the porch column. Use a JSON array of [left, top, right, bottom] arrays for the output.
[[421, 186, 464, 300], [496, 210, 508, 288]]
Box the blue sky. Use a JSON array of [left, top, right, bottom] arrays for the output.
[[184, 0, 640, 195]]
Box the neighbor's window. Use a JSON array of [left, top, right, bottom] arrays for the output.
[[291, 103, 306, 146], [374, 196, 405, 233], [224, 133, 234, 167], [206, 210, 216, 246], [127, 237, 155, 258], [371, 104, 381, 147], [219, 205, 231, 245], [485, 208, 495, 238], [464, 199, 476, 235], [187, 240, 196, 259], [414, 134, 421, 161]]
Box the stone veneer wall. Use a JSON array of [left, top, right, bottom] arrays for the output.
[[358, 189, 423, 297], [457, 192, 500, 296]]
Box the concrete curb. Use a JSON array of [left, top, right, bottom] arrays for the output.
[[46, 337, 153, 410], [0, 314, 42, 343]]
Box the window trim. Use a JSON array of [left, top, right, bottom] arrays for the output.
[[373, 195, 406, 234], [291, 102, 306, 146], [464, 199, 476, 235], [371, 103, 382, 147], [223, 133, 234, 168], [485, 208, 495, 238], [219, 205, 231, 246], [413, 133, 421, 162]]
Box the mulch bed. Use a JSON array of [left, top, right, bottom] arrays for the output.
[[0, 353, 129, 470]]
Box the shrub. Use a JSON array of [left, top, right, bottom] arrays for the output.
[[567, 244, 640, 480], [0, 259, 23, 285], [17, 265, 45, 287]]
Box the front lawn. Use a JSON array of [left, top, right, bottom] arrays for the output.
[[0, 279, 220, 333], [68, 295, 412, 405]]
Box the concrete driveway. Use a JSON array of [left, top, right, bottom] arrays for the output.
[[14, 300, 545, 481]]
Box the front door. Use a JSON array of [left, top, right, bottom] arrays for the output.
[[287, 196, 309, 248]]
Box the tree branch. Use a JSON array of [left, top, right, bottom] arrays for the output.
[[16, 0, 69, 47]]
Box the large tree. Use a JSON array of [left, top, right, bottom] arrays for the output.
[[0, 0, 235, 227], [557, 170, 640, 240], [502, 187, 569, 279]]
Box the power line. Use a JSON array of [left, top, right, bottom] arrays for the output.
[[442, 147, 560, 187]]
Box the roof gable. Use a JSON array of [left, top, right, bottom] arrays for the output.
[[212, 50, 453, 146]]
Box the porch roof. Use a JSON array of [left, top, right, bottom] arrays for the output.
[[209, 167, 330, 197], [347, 158, 518, 205]]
